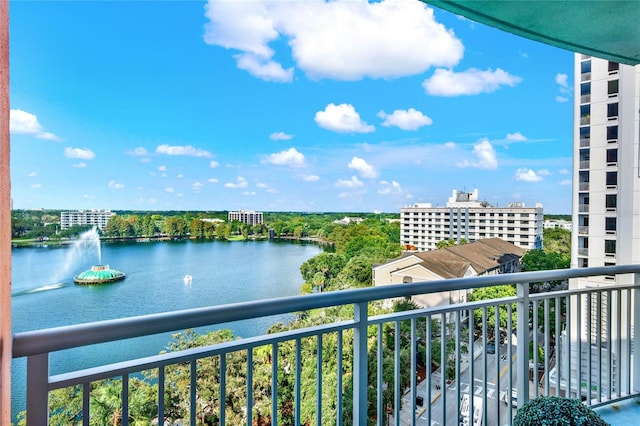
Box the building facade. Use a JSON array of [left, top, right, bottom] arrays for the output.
[[569, 54, 640, 396], [400, 189, 543, 251], [60, 209, 115, 230], [572, 55, 640, 280], [228, 210, 263, 226]]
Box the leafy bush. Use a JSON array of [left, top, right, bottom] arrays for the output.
[[513, 396, 609, 426]]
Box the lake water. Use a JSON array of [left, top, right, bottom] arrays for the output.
[[11, 238, 322, 420]]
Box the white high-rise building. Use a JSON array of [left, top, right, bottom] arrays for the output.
[[568, 54, 640, 395], [400, 189, 543, 251], [571, 55, 640, 283]]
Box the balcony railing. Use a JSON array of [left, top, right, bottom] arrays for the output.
[[12, 266, 640, 426]]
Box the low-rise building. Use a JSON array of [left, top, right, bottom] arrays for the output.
[[373, 238, 525, 309], [60, 209, 115, 230]]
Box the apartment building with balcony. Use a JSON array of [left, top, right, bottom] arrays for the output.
[[400, 189, 543, 252], [572, 56, 640, 280], [60, 209, 115, 230], [227, 210, 263, 226], [569, 55, 640, 397]]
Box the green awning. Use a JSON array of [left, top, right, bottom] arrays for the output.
[[425, 1, 640, 65]]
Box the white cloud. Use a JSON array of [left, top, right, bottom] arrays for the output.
[[193, 182, 203, 191], [208, 178, 219, 183], [71, 162, 87, 168], [156, 144, 212, 157], [555, 73, 568, 88], [28, 171, 37, 177], [126, 147, 148, 156], [209, 160, 219, 168], [242, 191, 257, 196], [203, 0, 463, 81], [30, 183, 42, 189], [315, 103, 374, 133], [176, 174, 184, 179], [444, 141, 456, 149], [256, 182, 269, 189], [225, 176, 249, 188], [556, 96, 569, 103], [378, 180, 405, 196], [506, 132, 527, 142], [348, 157, 378, 179], [235, 53, 294, 82], [269, 131, 294, 141], [158, 165, 167, 172], [457, 139, 498, 169], [165, 187, 175, 193], [335, 176, 364, 188], [423, 68, 521, 96], [377, 108, 432, 130], [10, 109, 61, 141], [266, 147, 306, 167], [64, 147, 95, 160], [537, 169, 551, 176], [559, 179, 572, 186], [559, 169, 570, 175], [302, 174, 320, 182], [515, 168, 543, 182], [108, 180, 124, 189]]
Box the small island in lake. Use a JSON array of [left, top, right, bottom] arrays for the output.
[[74, 265, 126, 285]]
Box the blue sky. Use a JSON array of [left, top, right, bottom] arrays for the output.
[[9, 0, 573, 214]]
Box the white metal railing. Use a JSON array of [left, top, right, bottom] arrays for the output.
[[12, 266, 640, 425]]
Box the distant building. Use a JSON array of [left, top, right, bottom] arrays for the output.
[[333, 216, 364, 225], [400, 189, 543, 251], [60, 209, 115, 230], [373, 238, 525, 309], [544, 219, 572, 231], [228, 210, 263, 226]]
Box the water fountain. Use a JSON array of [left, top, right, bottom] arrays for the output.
[[72, 227, 126, 285]]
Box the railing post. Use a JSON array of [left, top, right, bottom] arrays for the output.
[[634, 274, 640, 392], [516, 282, 530, 407], [353, 302, 368, 426], [26, 353, 49, 426]]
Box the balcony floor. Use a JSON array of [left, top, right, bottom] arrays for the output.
[[595, 397, 640, 425]]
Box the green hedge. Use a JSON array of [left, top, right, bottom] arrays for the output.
[[513, 396, 609, 426]]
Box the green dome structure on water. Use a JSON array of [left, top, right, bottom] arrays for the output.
[[74, 264, 126, 285]]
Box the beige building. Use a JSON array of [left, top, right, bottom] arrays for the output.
[[373, 238, 525, 309]]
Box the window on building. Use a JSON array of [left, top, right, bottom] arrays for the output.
[[607, 102, 619, 119], [605, 217, 617, 232], [579, 127, 590, 142], [606, 148, 618, 165], [607, 125, 618, 141], [580, 104, 590, 123], [605, 240, 616, 256], [608, 61, 619, 73], [608, 80, 619, 96], [581, 60, 591, 74], [606, 171, 618, 186], [606, 194, 617, 210]]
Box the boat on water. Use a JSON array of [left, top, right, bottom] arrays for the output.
[[183, 274, 193, 284]]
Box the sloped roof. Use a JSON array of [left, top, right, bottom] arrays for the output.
[[408, 238, 525, 279], [426, 1, 640, 65]]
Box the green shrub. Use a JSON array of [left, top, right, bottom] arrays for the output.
[[513, 396, 609, 426]]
